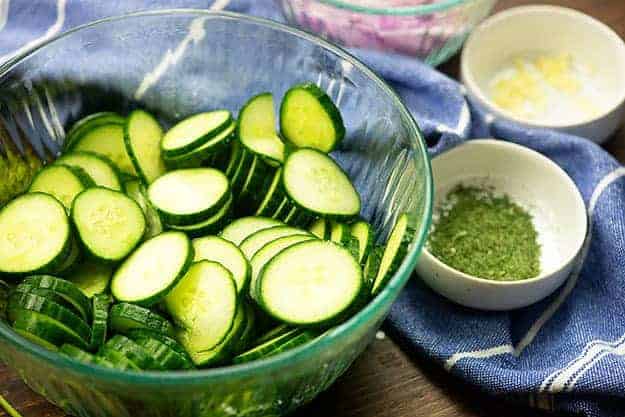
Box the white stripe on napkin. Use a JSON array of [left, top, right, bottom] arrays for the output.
[[445, 167, 625, 372], [0, 0, 67, 63], [134, 0, 231, 100]]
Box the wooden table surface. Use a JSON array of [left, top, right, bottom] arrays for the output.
[[2, 0, 625, 416]]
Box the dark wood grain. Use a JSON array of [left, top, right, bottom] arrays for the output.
[[2, 0, 625, 416]]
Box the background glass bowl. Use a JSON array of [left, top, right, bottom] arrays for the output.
[[0, 10, 432, 417], [279, 0, 498, 66]]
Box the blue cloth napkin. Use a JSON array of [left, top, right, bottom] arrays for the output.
[[2, 1, 625, 416]]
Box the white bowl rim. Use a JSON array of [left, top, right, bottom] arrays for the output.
[[460, 5, 625, 129], [422, 138, 588, 286]]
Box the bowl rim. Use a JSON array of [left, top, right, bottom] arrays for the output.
[[420, 138, 587, 286], [312, 0, 479, 16], [0, 9, 433, 386], [460, 5, 625, 129]]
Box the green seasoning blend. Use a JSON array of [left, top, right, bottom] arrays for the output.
[[428, 185, 540, 281]]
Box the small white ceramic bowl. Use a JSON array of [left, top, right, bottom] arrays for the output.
[[461, 5, 625, 144], [415, 139, 587, 310]]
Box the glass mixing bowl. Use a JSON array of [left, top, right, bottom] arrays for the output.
[[0, 10, 432, 417], [279, 0, 498, 66]]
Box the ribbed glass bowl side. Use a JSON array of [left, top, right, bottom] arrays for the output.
[[0, 11, 432, 417]]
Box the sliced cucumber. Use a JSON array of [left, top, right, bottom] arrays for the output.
[[231, 302, 257, 355], [238, 93, 285, 164], [193, 236, 251, 295], [12, 310, 88, 350], [124, 179, 163, 239], [271, 197, 290, 220], [124, 109, 166, 184], [105, 335, 161, 370], [109, 303, 175, 337], [163, 122, 235, 170], [21, 276, 91, 323], [12, 285, 77, 314], [8, 292, 91, 342], [65, 260, 112, 298], [371, 213, 414, 296], [309, 218, 330, 240], [71, 187, 146, 262], [237, 156, 275, 213], [28, 165, 94, 209], [70, 123, 137, 175], [232, 328, 303, 364], [57, 151, 122, 191], [258, 240, 363, 326], [0, 280, 9, 320], [147, 168, 230, 226], [99, 346, 140, 370], [220, 216, 283, 246], [280, 83, 345, 153], [350, 220, 374, 266], [230, 150, 254, 198], [239, 226, 311, 260], [249, 234, 316, 300], [283, 149, 360, 220], [178, 297, 245, 366], [253, 324, 291, 347], [60, 344, 98, 364], [162, 110, 233, 157], [129, 331, 194, 370], [128, 329, 189, 357], [330, 221, 360, 259], [65, 112, 125, 150], [264, 330, 318, 357], [50, 237, 82, 276], [90, 294, 111, 351], [165, 261, 237, 352], [224, 140, 243, 178], [111, 231, 193, 306], [168, 195, 233, 238], [254, 168, 285, 217]]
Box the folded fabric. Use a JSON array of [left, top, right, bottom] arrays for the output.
[[2, 1, 625, 416]]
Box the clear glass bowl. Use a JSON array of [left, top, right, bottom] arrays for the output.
[[279, 0, 498, 66], [0, 10, 432, 417]]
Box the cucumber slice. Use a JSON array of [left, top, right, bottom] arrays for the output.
[[264, 330, 318, 357], [253, 324, 291, 347], [258, 240, 363, 326], [0, 280, 9, 320], [283, 149, 360, 220], [109, 303, 175, 337], [124, 109, 166, 184], [111, 232, 193, 306], [165, 261, 237, 352], [309, 218, 330, 240], [231, 302, 257, 355], [93, 356, 117, 369], [224, 140, 243, 178], [249, 234, 316, 300], [237, 156, 276, 214], [12, 285, 77, 315], [11, 308, 89, 349], [148, 168, 230, 226], [350, 220, 374, 266], [70, 123, 137, 175], [104, 335, 161, 370], [65, 260, 112, 298], [163, 122, 235, 170], [232, 328, 303, 364], [192, 236, 251, 295], [162, 111, 233, 157], [129, 331, 194, 370], [371, 213, 415, 296], [271, 197, 290, 220], [8, 292, 91, 342], [239, 226, 311, 260], [254, 168, 285, 217], [60, 344, 98, 364], [28, 165, 94, 209], [65, 112, 125, 150], [124, 179, 163, 239], [128, 329, 189, 357], [99, 346, 140, 370], [220, 216, 283, 246], [90, 294, 111, 351], [280, 83, 345, 153], [21, 276, 91, 323], [71, 187, 146, 262], [363, 245, 383, 291], [178, 297, 245, 366], [168, 195, 233, 238], [282, 206, 299, 225], [50, 237, 82, 276], [330, 221, 360, 259], [230, 150, 254, 197], [238, 93, 285, 164], [57, 151, 122, 191]]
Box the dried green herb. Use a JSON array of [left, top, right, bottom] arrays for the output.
[[428, 185, 540, 281]]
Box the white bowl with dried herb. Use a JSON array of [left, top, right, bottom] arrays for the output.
[[415, 139, 587, 310]]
